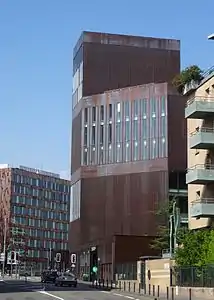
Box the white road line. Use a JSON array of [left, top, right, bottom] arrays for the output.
[[124, 296, 135, 299], [113, 293, 123, 296], [38, 290, 64, 300], [101, 290, 110, 294]]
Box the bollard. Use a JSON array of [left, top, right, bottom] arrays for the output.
[[96, 280, 98, 289], [133, 282, 136, 293], [119, 281, 121, 290], [102, 279, 105, 288], [99, 279, 101, 289], [124, 281, 126, 291], [171, 287, 174, 300], [110, 280, 113, 289], [144, 283, 146, 294], [189, 288, 192, 300], [128, 281, 130, 292], [106, 279, 109, 289], [149, 284, 151, 295], [166, 286, 169, 299], [153, 285, 155, 296], [157, 285, 160, 298], [138, 282, 141, 294]]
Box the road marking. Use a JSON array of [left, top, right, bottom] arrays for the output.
[[101, 290, 110, 294], [38, 291, 64, 300], [113, 293, 123, 296], [124, 296, 135, 299]]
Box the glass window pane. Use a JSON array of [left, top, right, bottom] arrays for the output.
[[125, 143, 131, 162], [116, 122, 121, 142], [116, 143, 122, 162], [133, 120, 138, 140], [133, 141, 139, 161], [141, 139, 149, 160], [125, 121, 130, 141]]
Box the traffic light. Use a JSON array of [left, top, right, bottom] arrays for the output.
[[71, 254, 76, 264], [56, 253, 61, 263], [92, 266, 98, 273]]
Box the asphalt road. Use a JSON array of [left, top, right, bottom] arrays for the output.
[[0, 279, 152, 300]]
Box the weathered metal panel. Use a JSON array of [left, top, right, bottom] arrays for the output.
[[82, 41, 180, 98], [71, 112, 82, 174], [69, 170, 168, 263]]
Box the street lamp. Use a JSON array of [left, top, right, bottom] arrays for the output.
[[208, 33, 214, 40]]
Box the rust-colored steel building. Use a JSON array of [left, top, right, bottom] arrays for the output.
[[70, 31, 186, 279], [0, 165, 70, 271]]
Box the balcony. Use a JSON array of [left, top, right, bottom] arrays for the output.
[[186, 164, 214, 184], [189, 128, 214, 149], [185, 96, 214, 119], [190, 198, 214, 218], [180, 213, 188, 223]]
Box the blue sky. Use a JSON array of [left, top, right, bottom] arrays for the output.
[[0, 0, 213, 178]]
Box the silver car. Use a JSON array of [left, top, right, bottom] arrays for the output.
[[55, 272, 77, 287]]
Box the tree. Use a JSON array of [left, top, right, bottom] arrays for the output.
[[172, 65, 204, 94], [175, 229, 213, 267], [150, 198, 175, 253]]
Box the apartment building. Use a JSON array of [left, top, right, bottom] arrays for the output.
[[185, 67, 214, 229], [0, 164, 70, 270]]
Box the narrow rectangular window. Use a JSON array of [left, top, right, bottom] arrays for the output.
[[133, 100, 138, 116], [116, 123, 121, 142], [109, 104, 112, 119], [124, 101, 130, 118], [100, 147, 104, 164], [92, 126, 95, 145], [84, 127, 87, 145], [100, 125, 104, 144], [100, 105, 104, 121], [92, 107, 96, 122], [108, 124, 112, 143], [84, 108, 88, 123], [84, 149, 88, 165]]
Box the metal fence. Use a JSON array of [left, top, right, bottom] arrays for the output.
[[115, 262, 137, 280], [172, 265, 214, 287]]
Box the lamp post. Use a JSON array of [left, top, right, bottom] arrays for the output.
[[208, 34, 214, 40]]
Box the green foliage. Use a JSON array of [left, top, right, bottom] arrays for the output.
[[172, 65, 204, 94], [175, 229, 214, 267], [150, 198, 176, 252]]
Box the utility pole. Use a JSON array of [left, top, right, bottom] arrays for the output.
[[2, 217, 7, 278]]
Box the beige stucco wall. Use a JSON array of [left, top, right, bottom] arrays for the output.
[[187, 76, 214, 229], [145, 258, 174, 293]]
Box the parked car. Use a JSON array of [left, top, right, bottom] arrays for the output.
[[41, 270, 58, 283], [55, 272, 77, 287]]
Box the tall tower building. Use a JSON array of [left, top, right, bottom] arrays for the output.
[[70, 31, 186, 280]]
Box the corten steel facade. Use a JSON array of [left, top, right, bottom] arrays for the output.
[[70, 31, 184, 279], [0, 165, 70, 270], [72, 31, 180, 173], [70, 82, 187, 279]]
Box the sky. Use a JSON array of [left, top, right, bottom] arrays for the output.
[[0, 0, 214, 179]]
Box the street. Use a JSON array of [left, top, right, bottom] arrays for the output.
[[0, 279, 151, 300]]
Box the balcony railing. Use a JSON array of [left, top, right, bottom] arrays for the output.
[[185, 96, 214, 119], [180, 213, 188, 223], [190, 198, 214, 218], [186, 164, 214, 184], [189, 127, 214, 149]]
